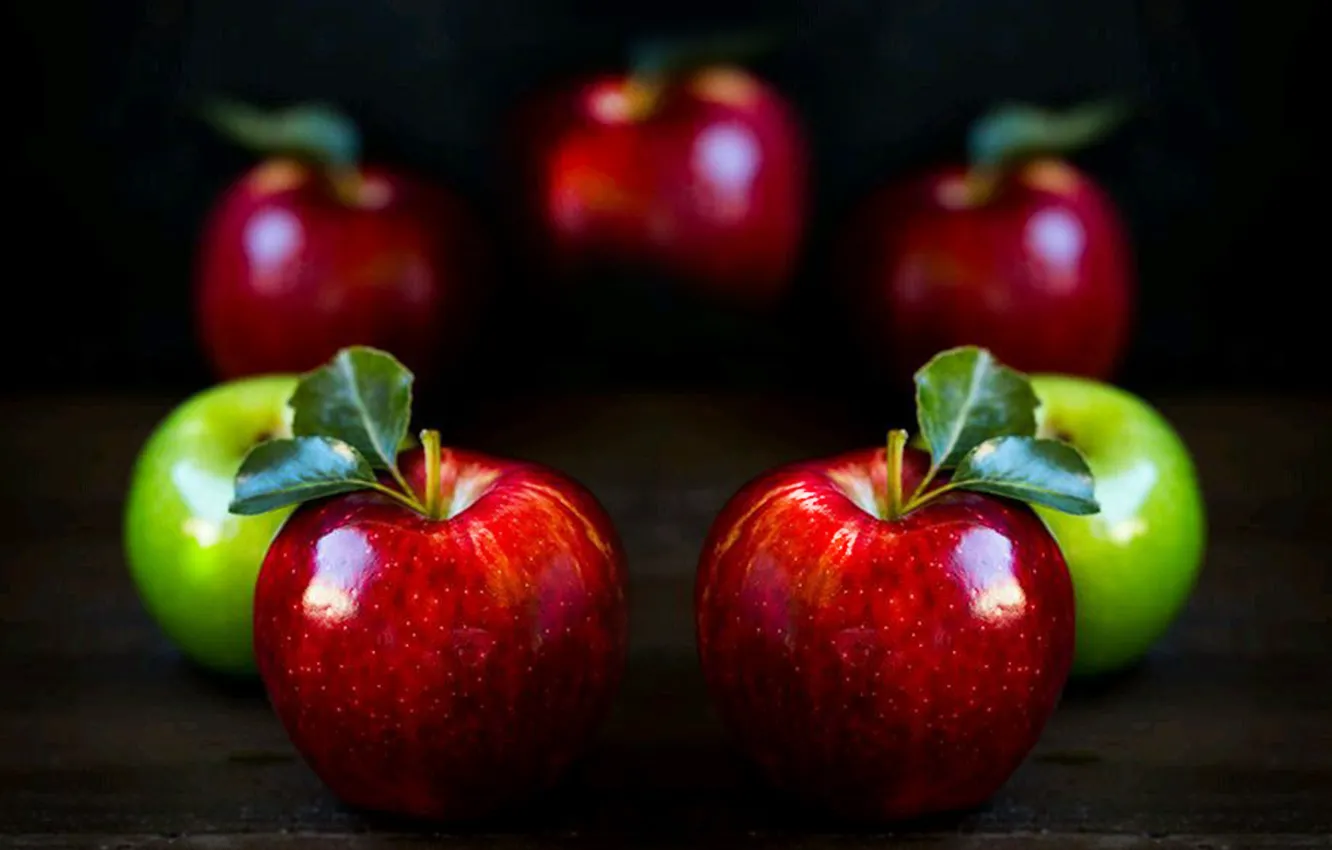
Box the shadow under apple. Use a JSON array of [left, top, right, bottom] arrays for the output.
[[1060, 653, 1154, 701], [332, 734, 992, 841], [173, 653, 268, 699]]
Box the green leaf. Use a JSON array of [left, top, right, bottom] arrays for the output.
[[967, 97, 1130, 169], [630, 26, 786, 78], [198, 99, 361, 168], [230, 437, 379, 515], [950, 436, 1100, 515], [290, 347, 413, 471], [914, 346, 1040, 470]]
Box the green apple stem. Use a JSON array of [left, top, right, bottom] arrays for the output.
[[881, 429, 909, 521], [420, 429, 444, 520]]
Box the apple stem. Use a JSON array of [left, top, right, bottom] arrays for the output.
[[882, 429, 908, 521], [621, 75, 668, 122], [887, 435, 966, 519], [421, 429, 443, 520], [325, 165, 368, 207], [958, 167, 1003, 207]]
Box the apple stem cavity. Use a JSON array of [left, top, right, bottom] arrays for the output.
[[873, 346, 1103, 523], [229, 346, 461, 523], [623, 26, 784, 119], [198, 98, 367, 205], [960, 98, 1130, 205]]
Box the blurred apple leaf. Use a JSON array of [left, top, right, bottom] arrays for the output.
[[630, 26, 787, 79], [230, 436, 378, 515], [967, 98, 1131, 170], [914, 346, 1039, 470], [198, 99, 361, 168], [290, 347, 413, 471], [950, 436, 1100, 515]]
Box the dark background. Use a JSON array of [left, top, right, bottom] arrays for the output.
[[8, 0, 1322, 396]]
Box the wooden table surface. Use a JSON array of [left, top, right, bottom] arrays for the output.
[[2, 391, 1329, 849]]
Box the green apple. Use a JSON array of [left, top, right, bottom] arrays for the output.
[[1029, 374, 1207, 677], [123, 374, 298, 677]]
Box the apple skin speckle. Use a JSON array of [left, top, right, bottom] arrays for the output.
[[253, 447, 627, 821], [695, 446, 1075, 821]]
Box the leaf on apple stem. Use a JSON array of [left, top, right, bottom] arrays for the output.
[[229, 346, 443, 519], [914, 346, 1038, 469], [629, 26, 786, 79], [197, 99, 361, 169], [888, 345, 1100, 520], [290, 346, 413, 471], [967, 98, 1131, 171], [230, 437, 379, 515], [950, 436, 1099, 515]]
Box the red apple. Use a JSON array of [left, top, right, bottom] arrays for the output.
[[511, 62, 807, 309], [836, 101, 1135, 383], [231, 347, 627, 820], [195, 101, 487, 383], [696, 346, 1099, 820]]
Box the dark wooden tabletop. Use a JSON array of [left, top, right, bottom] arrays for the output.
[[2, 391, 1329, 849]]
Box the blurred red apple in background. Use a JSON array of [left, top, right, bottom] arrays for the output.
[[835, 100, 1135, 384], [510, 35, 808, 310], [195, 101, 487, 383]]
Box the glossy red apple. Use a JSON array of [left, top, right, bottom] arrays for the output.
[[231, 347, 627, 820], [696, 346, 1099, 820], [836, 101, 1135, 383], [511, 63, 807, 308], [195, 101, 486, 383]]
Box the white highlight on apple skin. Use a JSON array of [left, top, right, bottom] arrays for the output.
[[693, 122, 760, 222], [182, 517, 223, 548], [1098, 460, 1158, 545], [244, 208, 303, 291], [170, 461, 231, 546], [1025, 208, 1085, 291], [825, 468, 880, 518], [304, 526, 373, 625], [955, 527, 1026, 624]]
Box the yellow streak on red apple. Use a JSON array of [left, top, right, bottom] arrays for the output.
[[691, 67, 762, 109], [246, 159, 309, 195], [518, 482, 617, 563], [1020, 160, 1083, 197], [709, 481, 805, 563]]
